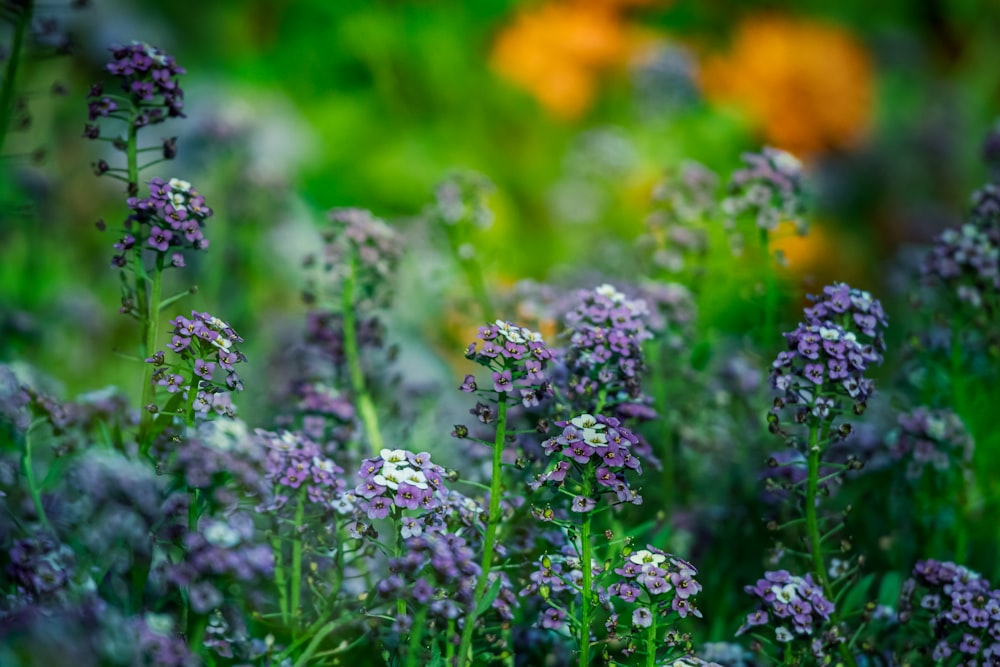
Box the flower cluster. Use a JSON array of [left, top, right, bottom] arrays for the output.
[[563, 284, 652, 405], [354, 448, 449, 520], [432, 170, 495, 230], [921, 222, 999, 311], [531, 413, 643, 511], [520, 548, 605, 631], [899, 559, 1000, 662], [255, 430, 346, 510], [971, 183, 1000, 226], [315, 208, 403, 308], [378, 532, 515, 632], [769, 283, 888, 430], [803, 282, 890, 343], [609, 546, 704, 629], [889, 407, 974, 480], [5, 534, 76, 605], [161, 515, 273, 613], [86, 42, 185, 133], [147, 310, 246, 415], [737, 570, 840, 658], [722, 147, 808, 240], [463, 319, 554, 408], [643, 161, 717, 274], [111, 178, 213, 269]]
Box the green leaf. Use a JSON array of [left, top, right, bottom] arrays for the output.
[[839, 572, 877, 617], [474, 576, 503, 617]]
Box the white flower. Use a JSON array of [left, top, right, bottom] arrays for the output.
[[582, 429, 607, 446], [571, 414, 601, 430], [771, 583, 799, 604], [168, 178, 192, 192], [313, 457, 338, 474], [210, 334, 233, 351], [629, 549, 666, 566], [818, 326, 841, 341], [400, 467, 429, 490], [926, 417, 947, 441], [771, 148, 802, 173], [374, 462, 402, 490], [379, 449, 408, 464], [331, 492, 357, 515], [774, 626, 794, 643], [204, 521, 241, 548]]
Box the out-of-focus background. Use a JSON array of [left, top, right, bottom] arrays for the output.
[[2, 0, 999, 399]]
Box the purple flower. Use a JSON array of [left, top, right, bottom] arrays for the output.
[[632, 607, 653, 628], [492, 370, 513, 393], [459, 374, 477, 392], [194, 359, 215, 381], [571, 496, 596, 512]]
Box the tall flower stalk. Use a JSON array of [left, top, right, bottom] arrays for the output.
[[455, 320, 553, 663], [84, 42, 189, 452], [759, 282, 887, 665], [429, 171, 497, 322], [309, 208, 402, 458]]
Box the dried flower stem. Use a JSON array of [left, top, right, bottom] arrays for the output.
[[457, 395, 508, 664]]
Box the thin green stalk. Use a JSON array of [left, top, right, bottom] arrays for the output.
[[0, 0, 32, 155], [446, 619, 456, 664], [394, 508, 407, 620], [22, 421, 51, 531], [579, 477, 593, 667], [292, 620, 338, 667], [405, 607, 428, 667], [460, 256, 494, 323], [950, 331, 969, 562], [456, 396, 509, 664], [760, 229, 778, 349], [272, 535, 290, 627], [290, 485, 308, 635], [342, 253, 383, 456], [645, 608, 657, 667], [805, 424, 859, 667]]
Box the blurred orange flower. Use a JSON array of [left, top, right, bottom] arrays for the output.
[[491, 1, 648, 119], [700, 15, 873, 156]]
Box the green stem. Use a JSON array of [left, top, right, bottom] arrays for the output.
[[272, 535, 290, 627], [461, 257, 494, 323], [0, 0, 32, 155], [950, 329, 969, 562], [645, 608, 657, 667], [456, 396, 508, 665], [134, 126, 164, 455], [394, 507, 407, 620], [405, 607, 428, 667], [342, 253, 383, 456], [21, 421, 51, 531], [446, 619, 456, 663], [805, 424, 858, 667], [805, 428, 829, 593], [760, 229, 778, 349], [291, 620, 338, 667], [579, 477, 593, 667], [290, 485, 307, 635]]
